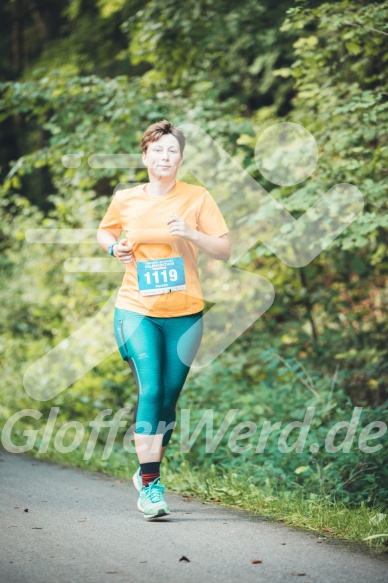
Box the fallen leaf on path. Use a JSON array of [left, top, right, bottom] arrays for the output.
[[179, 556, 190, 562], [24, 509, 29, 512], [250, 559, 263, 564], [291, 571, 307, 576]]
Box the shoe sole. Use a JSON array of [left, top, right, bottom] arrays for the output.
[[137, 498, 170, 520]]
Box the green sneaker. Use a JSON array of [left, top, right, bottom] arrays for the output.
[[137, 477, 170, 520], [132, 467, 142, 492]]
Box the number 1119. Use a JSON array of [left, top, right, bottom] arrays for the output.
[[144, 269, 178, 285]]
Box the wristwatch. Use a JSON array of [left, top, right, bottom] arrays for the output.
[[108, 242, 118, 256]]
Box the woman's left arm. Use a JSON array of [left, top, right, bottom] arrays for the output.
[[189, 231, 231, 261], [167, 214, 231, 261]]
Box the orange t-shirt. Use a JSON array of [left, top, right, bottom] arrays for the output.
[[98, 181, 229, 317]]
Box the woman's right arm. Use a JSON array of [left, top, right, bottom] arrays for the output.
[[96, 229, 133, 264], [96, 229, 118, 255], [97, 195, 133, 263]]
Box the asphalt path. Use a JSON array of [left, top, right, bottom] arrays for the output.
[[1, 446, 387, 583]]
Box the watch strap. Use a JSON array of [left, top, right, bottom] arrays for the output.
[[108, 242, 118, 256]]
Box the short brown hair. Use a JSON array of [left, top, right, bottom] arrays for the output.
[[141, 119, 186, 156]]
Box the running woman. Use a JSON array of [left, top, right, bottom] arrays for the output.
[[97, 120, 231, 520]]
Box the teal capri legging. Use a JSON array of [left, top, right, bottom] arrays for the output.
[[113, 307, 204, 447]]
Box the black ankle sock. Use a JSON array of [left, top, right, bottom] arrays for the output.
[[140, 461, 161, 487], [140, 461, 160, 473]]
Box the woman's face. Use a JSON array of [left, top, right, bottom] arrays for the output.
[[142, 134, 183, 180]]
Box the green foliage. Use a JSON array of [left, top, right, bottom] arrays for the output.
[[174, 335, 387, 507], [124, 0, 295, 111]]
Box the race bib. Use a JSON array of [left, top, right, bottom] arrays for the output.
[[136, 256, 186, 296]]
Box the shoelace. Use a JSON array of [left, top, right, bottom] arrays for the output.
[[143, 479, 166, 503]]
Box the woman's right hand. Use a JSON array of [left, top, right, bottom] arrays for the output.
[[114, 238, 133, 264]]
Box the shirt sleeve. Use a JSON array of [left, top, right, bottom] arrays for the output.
[[98, 196, 123, 238], [197, 189, 229, 237]]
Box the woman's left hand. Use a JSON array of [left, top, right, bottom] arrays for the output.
[[167, 214, 194, 241]]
